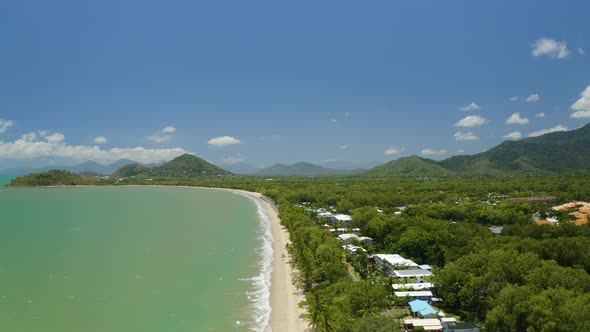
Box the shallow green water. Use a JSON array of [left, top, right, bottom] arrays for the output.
[[0, 177, 266, 331]]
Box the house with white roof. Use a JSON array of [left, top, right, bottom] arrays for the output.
[[373, 254, 418, 276], [392, 282, 434, 290], [393, 268, 433, 283], [338, 234, 373, 245], [394, 290, 434, 301], [327, 213, 353, 224]]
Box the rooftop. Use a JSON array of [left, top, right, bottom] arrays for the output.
[[392, 282, 434, 290], [394, 290, 433, 297], [374, 254, 418, 267], [393, 269, 434, 278]]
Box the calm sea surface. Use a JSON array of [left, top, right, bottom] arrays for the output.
[[0, 175, 270, 331]]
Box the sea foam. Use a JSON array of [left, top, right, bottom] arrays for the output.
[[237, 193, 273, 332]]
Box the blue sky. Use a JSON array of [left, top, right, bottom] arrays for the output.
[[1, 0, 589, 168]]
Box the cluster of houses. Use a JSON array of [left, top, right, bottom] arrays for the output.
[[304, 204, 481, 331], [534, 201, 590, 226], [372, 253, 481, 332]]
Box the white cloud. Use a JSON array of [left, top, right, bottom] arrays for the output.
[[147, 135, 171, 143], [528, 125, 568, 137], [146, 126, 177, 143], [455, 115, 487, 127], [223, 155, 246, 164], [208, 136, 241, 148], [531, 38, 570, 59], [506, 113, 529, 125], [339, 145, 349, 150], [536, 112, 545, 118], [384, 147, 400, 155], [94, 136, 107, 144], [456, 149, 465, 154], [421, 148, 448, 156], [21, 132, 37, 142], [459, 102, 480, 111], [526, 94, 540, 102], [570, 85, 590, 118], [44, 132, 65, 143], [579, 48, 585, 55], [330, 118, 337, 124], [510, 96, 520, 102], [0, 119, 14, 133], [454, 132, 478, 141], [503, 131, 522, 139], [0, 137, 187, 163]]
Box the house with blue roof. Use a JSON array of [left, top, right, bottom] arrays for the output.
[[409, 299, 438, 319]]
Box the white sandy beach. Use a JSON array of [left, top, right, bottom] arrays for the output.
[[230, 189, 309, 332]]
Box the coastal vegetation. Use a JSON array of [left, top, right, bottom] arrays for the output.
[[9, 172, 590, 330], [7, 126, 590, 330]]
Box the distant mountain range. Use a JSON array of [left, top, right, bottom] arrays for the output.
[[365, 123, 590, 177], [0, 159, 158, 176], [6, 124, 590, 179], [256, 162, 363, 176]]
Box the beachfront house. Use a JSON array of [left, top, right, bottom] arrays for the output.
[[338, 233, 359, 244], [394, 290, 433, 301], [392, 282, 434, 291], [489, 226, 503, 237], [326, 213, 353, 225], [408, 299, 438, 319], [393, 268, 433, 283], [444, 322, 483, 332], [403, 318, 443, 331], [373, 254, 418, 276]]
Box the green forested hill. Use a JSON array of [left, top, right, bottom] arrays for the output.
[[137, 154, 231, 178], [364, 156, 452, 177], [9, 170, 83, 186], [365, 123, 590, 177], [111, 163, 147, 178]]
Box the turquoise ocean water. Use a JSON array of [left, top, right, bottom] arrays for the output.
[[0, 175, 272, 331]]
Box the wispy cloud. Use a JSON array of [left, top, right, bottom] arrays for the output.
[[421, 148, 448, 156], [525, 94, 540, 102], [535, 112, 545, 118], [570, 85, 590, 118], [459, 102, 480, 111], [454, 132, 478, 141], [339, 145, 349, 150], [94, 136, 107, 144], [21, 132, 37, 142], [506, 113, 529, 125], [531, 38, 570, 59], [147, 126, 177, 143], [147, 135, 171, 143], [579, 48, 586, 55], [528, 125, 567, 137], [510, 96, 520, 102], [503, 131, 522, 139], [455, 115, 487, 127], [0, 119, 14, 133], [208, 136, 241, 148], [384, 147, 400, 155]]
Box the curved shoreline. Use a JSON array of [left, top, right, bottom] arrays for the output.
[[34, 185, 309, 331], [230, 189, 308, 332]]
